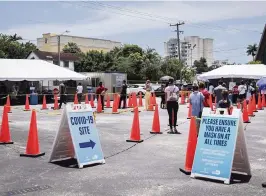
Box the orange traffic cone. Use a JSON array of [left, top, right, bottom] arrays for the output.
[[150, 104, 162, 134], [209, 95, 213, 111], [53, 95, 59, 110], [180, 116, 198, 175], [139, 92, 143, 107], [147, 95, 154, 111], [242, 101, 250, 123], [6, 95, 11, 113], [74, 93, 78, 104], [41, 95, 48, 110], [20, 110, 45, 157], [24, 94, 31, 111], [90, 94, 95, 108], [112, 94, 119, 114], [152, 93, 157, 106], [85, 93, 89, 104], [126, 107, 143, 143], [0, 105, 13, 144], [96, 95, 103, 113], [180, 93, 185, 104], [187, 104, 192, 119], [262, 94, 266, 107], [257, 93, 263, 110], [106, 94, 111, 108], [248, 97, 255, 117]]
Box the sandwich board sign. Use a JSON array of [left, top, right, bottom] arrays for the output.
[[191, 108, 251, 184], [49, 104, 105, 168]]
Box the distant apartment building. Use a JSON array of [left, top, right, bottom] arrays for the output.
[[37, 33, 122, 53], [164, 36, 214, 67]]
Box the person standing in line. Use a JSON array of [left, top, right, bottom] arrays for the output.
[[199, 82, 210, 107], [189, 85, 204, 134], [232, 83, 239, 105], [217, 90, 232, 111], [59, 82, 67, 109], [246, 82, 255, 104], [96, 82, 108, 111], [119, 80, 127, 109], [238, 80, 246, 104], [144, 80, 152, 110], [164, 78, 180, 134], [214, 80, 227, 108], [76, 83, 83, 104], [208, 83, 214, 102]]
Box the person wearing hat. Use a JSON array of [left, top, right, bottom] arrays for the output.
[[164, 78, 180, 134], [96, 82, 108, 111], [119, 80, 127, 109], [144, 80, 152, 110]]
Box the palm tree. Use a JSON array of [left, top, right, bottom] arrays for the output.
[[9, 33, 22, 41], [246, 44, 258, 60]]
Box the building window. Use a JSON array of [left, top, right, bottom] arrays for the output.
[[64, 61, 69, 68], [53, 60, 59, 66], [45, 38, 48, 44]]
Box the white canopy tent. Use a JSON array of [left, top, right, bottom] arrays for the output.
[[0, 59, 87, 81], [197, 64, 266, 80]]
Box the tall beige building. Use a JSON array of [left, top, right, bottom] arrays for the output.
[[164, 36, 214, 67], [37, 33, 122, 53]]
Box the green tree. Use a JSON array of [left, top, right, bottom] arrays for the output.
[[0, 33, 37, 59], [160, 58, 182, 79], [63, 42, 82, 54], [193, 57, 209, 74], [246, 44, 258, 60]]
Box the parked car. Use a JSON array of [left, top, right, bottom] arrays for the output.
[[127, 84, 146, 96]]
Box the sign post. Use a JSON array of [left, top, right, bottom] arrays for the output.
[[191, 108, 251, 184], [49, 104, 105, 168]]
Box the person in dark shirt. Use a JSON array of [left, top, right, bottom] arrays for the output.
[[96, 82, 108, 110], [119, 80, 127, 109], [218, 90, 232, 114]]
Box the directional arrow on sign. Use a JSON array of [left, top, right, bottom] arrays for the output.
[[79, 140, 96, 149]]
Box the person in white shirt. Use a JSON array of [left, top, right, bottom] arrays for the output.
[[238, 81, 247, 102], [76, 83, 83, 104], [164, 78, 180, 134]]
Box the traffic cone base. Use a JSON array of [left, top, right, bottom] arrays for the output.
[[0, 141, 14, 145], [126, 139, 143, 143], [179, 168, 191, 175], [150, 131, 162, 134], [20, 152, 45, 158]]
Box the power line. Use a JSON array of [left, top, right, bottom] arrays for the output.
[[81, 1, 262, 34]]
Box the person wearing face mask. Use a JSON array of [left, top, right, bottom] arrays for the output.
[[164, 78, 181, 134], [144, 80, 152, 110]]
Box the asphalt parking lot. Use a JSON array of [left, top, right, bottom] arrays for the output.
[[1, 98, 266, 196]]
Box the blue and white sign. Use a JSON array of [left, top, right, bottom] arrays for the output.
[[191, 116, 239, 183], [67, 108, 105, 168]]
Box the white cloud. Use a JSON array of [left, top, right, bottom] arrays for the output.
[[1, 1, 266, 41]]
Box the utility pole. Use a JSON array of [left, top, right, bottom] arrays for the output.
[[57, 36, 60, 66], [170, 22, 185, 83], [57, 30, 70, 66]]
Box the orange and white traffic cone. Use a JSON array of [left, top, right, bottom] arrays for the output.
[[96, 95, 103, 113], [85, 94, 89, 104], [106, 94, 111, 108], [90, 94, 95, 108], [187, 104, 192, 119], [74, 93, 79, 104], [138, 92, 143, 107], [242, 100, 250, 123], [20, 110, 45, 157], [53, 95, 59, 110]]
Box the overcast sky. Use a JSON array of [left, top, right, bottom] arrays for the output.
[[0, 1, 265, 64]]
